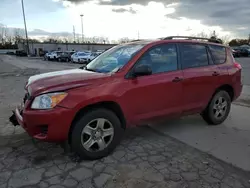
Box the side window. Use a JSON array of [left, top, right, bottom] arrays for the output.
[[136, 44, 178, 74], [209, 45, 226, 64], [180, 44, 208, 69]]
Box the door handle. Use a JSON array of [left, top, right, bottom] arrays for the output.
[[172, 77, 183, 82], [212, 72, 220, 76]]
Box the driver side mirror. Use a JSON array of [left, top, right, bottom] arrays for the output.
[[132, 64, 152, 77]]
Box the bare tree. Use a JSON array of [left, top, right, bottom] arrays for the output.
[[14, 28, 23, 44], [118, 37, 130, 44], [219, 35, 231, 45], [0, 26, 6, 44], [192, 31, 209, 38]]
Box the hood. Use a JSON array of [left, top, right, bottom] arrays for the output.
[[27, 69, 109, 96]]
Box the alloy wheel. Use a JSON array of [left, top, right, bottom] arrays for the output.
[[81, 118, 114, 152], [213, 96, 228, 119]]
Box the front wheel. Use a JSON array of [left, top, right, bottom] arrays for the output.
[[201, 90, 231, 125], [71, 109, 124, 160]]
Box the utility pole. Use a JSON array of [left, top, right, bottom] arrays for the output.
[[73, 25, 76, 43], [137, 30, 140, 40], [21, 0, 29, 55], [80, 14, 84, 43]]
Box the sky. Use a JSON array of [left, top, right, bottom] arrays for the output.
[[1, 0, 250, 40]]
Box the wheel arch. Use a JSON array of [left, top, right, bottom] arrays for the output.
[[68, 101, 126, 144], [214, 84, 234, 101]]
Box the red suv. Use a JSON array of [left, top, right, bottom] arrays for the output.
[[10, 36, 242, 159]]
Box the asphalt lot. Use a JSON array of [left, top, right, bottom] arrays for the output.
[[238, 57, 250, 86], [0, 55, 250, 188]]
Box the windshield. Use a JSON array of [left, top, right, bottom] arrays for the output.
[[85, 44, 145, 73]]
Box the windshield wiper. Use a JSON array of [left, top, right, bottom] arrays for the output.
[[84, 67, 98, 72], [79, 65, 86, 69]]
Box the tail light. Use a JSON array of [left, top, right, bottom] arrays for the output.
[[234, 62, 242, 70]]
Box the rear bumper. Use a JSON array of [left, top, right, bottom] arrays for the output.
[[10, 106, 74, 142]]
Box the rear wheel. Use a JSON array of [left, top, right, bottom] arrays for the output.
[[71, 109, 124, 160], [201, 90, 231, 125]]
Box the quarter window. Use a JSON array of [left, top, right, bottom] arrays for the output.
[[209, 45, 226, 64], [136, 44, 178, 74], [180, 44, 209, 69]]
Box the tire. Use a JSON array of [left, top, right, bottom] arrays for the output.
[[58, 58, 61, 62], [71, 109, 124, 160], [201, 90, 231, 125]]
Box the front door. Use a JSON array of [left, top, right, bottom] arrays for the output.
[[120, 43, 184, 124]]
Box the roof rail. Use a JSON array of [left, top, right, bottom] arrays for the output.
[[163, 36, 222, 44]]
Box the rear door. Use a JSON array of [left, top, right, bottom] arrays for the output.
[[121, 43, 184, 124], [179, 43, 221, 114]]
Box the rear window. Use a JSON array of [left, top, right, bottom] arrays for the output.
[[209, 45, 226, 64]]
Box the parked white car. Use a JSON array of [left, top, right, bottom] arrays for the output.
[[79, 52, 103, 64], [48, 51, 62, 61], [86, 52, 102, 63], [71, 51, 91, 63], [44, 52, 52, 60]]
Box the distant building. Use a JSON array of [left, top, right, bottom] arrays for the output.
[[18, 42, 117, 56]]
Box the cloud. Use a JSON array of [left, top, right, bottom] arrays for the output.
[[0, 0, 64, 18], [2, 0, 250, 38], [96, 0, 250, 37], [164, 0, 250, 37], [112, 7, 137, 14], [61, 0, 91, 4], [99, 0, 174, 6]]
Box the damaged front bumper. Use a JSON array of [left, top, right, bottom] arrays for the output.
[[9, 112, 19, 126], [9, 107, 24, 127]]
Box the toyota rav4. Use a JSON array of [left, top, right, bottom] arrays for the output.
[[10, 36, 242, 160]]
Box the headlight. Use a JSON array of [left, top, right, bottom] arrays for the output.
[[31, 92, 67, 109]]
